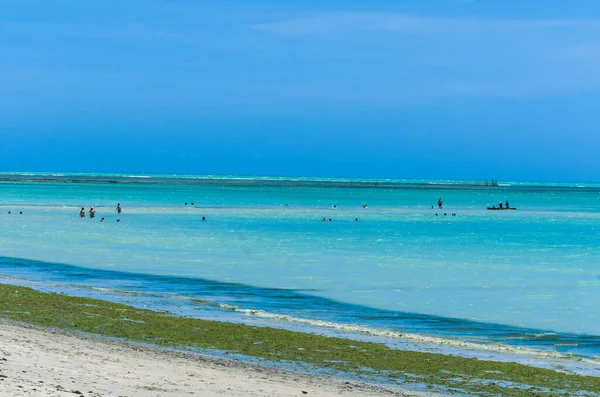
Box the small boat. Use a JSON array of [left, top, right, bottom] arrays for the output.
[[487, 207, 517, 210]]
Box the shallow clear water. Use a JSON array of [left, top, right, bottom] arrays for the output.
[[1, 173, 599, 360]]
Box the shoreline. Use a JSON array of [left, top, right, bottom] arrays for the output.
[[0, 318, 419, 397], [1, 283, 599, 396], [2, 266, 599, 369]]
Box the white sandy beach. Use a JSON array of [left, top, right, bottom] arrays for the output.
[[0, 319, 429, 397]]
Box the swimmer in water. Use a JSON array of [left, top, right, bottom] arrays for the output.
[[354, 218, 358, 221], [322, 217, 327, 222], [363, 204, 368, 209], [100, 217, 105, 222], [117, 219, 120, 222], [202, 216, 206, 221], [285, 203, 289, 208]]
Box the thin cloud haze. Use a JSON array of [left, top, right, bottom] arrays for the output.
[[251, 13, 600, 36]]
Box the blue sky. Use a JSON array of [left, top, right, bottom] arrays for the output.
[[1, 0, 600, 181]]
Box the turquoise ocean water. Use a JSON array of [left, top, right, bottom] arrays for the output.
[[0, 172, 599, 369]]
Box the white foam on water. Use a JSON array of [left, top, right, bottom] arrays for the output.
[[218, 303, 599, 365], [526, 332, 558, 338]]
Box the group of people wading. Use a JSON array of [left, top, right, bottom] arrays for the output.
[[79, 203, 122, 222]]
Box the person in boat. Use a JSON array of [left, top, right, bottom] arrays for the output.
[[505, 200, 510, 208], [499, 202, 503, 209], [80, 207, 86, 218]]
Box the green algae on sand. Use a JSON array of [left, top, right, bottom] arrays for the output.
[[0, 284, 598, 396]]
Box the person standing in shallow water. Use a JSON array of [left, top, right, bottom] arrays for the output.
[[80, 208, 86, 218], [438, 198, 443, 209], [89, 207, 95, 219], [116, 203, 122, 214]]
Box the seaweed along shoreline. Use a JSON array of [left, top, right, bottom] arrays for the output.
[[1, 284, 599, 396]]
